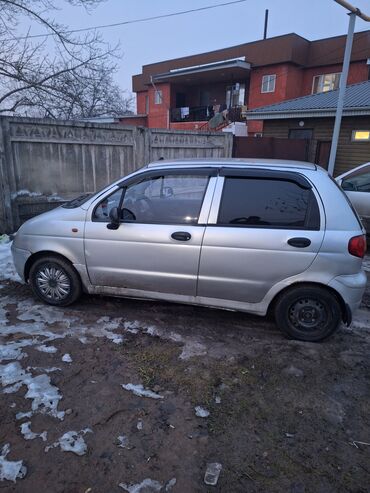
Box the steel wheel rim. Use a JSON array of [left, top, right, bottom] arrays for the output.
[[288, 297, 327, 330], [36, 265, 71, 301]]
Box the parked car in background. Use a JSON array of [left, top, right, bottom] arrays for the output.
[[336, 162, 370, 234], [11, 159, 367, 342]]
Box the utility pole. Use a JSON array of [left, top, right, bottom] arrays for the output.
[[263, 9, 269, 39], [328, 1, 370, 176]]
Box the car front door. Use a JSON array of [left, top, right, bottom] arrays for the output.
[[197, 169, 324, 304], [339, 164, 370, 232], [84, 168, 216, 297]]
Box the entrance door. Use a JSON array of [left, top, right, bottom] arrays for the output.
[[84, 170, 214, 296], [197, 171, 324, 304], [315, 141, 331, 169]]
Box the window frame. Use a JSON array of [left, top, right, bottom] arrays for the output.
[[261, 74, 276, 93], [312, 72, 341, 94], [213, 172, 321, 231], [91, 168, 217, 225], [154, 89, 163, 105]]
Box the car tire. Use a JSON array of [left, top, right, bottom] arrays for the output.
[[274, 285, 342, 342], [29, 256, 82, 306]]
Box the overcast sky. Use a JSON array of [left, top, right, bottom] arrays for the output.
[[26, 0, 370, 96]]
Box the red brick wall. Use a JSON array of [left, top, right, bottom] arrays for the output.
[[136, 92, 147, 114], [169, 121, 208, 131], [118, 116, 147, 126], [248, 63, 296, 109], [146, 83, 170, 129], [301, 61, 368, 95]]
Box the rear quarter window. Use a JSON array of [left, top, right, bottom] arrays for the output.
[[218, 177, 320, 230]]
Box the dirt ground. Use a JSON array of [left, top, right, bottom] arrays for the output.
[[1, 273, 370, 493]]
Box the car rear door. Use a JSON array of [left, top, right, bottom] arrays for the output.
[[197, 168, 325, 304], [84, 168, 216, 296]]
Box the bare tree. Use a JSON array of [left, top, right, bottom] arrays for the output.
[[0, 0, 132, 118]]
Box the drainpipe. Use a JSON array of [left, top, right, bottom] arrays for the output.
[[328, 1, 370, 175]]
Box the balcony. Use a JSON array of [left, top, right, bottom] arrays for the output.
[[170, 105, 247, 125]]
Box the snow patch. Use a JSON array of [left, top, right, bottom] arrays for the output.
[[36, 345, 58, 354], [16, 412, 32, 420], [0, 443, 27, 482], [119, 478, 163, 493], [121, 383, 163, 400], [11, 189, 42, 199], [20, 422, 47, 442], [45, 428, 92, 456], [17, 300, 77, 327], [62, 353, 72, 363], [117, 435, 130, 449], [27, 366, 61, 373], [0, 240, 21, 282], [195, 406, 210, 418], [0, 341, 32, 362], [0, 362, 65, 419]]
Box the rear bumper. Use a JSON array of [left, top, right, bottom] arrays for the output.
[[11, 245, 32, 282], [328, 270, 367, 324]]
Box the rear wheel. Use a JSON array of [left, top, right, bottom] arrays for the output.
[[29, 256, 81, 306], [274, 285, 341, 342]]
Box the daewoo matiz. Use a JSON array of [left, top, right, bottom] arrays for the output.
[[12, 158, 367, 341]]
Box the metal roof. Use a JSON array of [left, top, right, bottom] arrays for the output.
[[151, 59, 250, 84], [247, 80, 370, 120]]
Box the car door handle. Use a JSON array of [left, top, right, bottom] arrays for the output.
[[287, 237, 311, 248], [171, 231, 191, 241]]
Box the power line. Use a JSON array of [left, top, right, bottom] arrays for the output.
[[8, 0, 249, 41]]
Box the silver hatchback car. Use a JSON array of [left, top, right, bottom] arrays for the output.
[[12, 158, 367, 342]]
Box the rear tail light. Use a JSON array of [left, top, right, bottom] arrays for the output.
[[348, 234, 367, 258]]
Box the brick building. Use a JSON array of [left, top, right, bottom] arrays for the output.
[[246, 80, 370, 175], [122, 31, 370, 135]]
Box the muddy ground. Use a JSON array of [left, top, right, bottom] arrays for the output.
[[0, 275, 370, 493]]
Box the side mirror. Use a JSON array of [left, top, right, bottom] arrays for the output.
[[107, 207, 120, 230]]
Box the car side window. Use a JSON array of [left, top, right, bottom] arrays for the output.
[[218, 177, 320, 230], [93, 188, 123, 221], [121, 174, 209, 224], [342, 168, 370, 192]]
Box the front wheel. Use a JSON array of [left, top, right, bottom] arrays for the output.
[[29, 256, 81, 306], [274, 286, 342, 342]]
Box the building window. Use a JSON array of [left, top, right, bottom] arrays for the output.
[[261, 74, 276, 93], [226, 83, 245, 107], [312, 73, 341, 94], [352, 130, 370, 142], [154, 89, 163, 105]]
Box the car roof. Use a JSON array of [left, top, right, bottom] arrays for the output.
[[147, 158, 317, 171]]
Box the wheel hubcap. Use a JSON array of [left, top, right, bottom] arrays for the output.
[[289, 298, 326, 330], [36, 265, 71, 301]]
